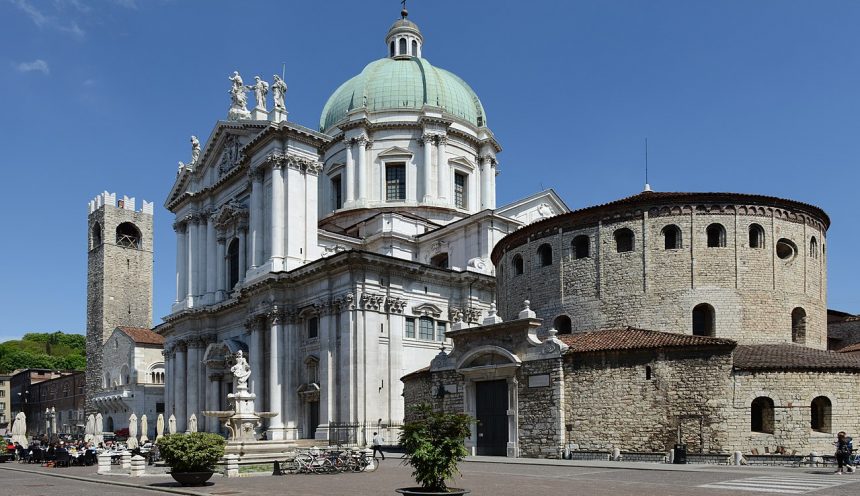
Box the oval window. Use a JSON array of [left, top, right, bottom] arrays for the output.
[[776, 239, 797, 260]]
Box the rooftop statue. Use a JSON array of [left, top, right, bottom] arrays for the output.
[[228, 71, 251, 120], [272, 75, 287, 111], [247, 76, 269, 111]]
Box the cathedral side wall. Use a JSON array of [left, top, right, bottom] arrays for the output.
[[726, 370, 860, 453], [496, 203, 827, 348], [563, 349, 733, 453]]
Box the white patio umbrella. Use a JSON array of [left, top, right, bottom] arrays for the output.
[[140, 414, 149, 444], [156, 414, 164, 441], [127, 413, 138, 449], [84, 414, 95, 443], [188, 413, 198, 433], [168, 414, 176, 434], [94, 413, 104, 446], [11, 412, 28, 449]]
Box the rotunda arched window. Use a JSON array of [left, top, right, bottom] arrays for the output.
[[791, 307, 806, 344], [572, 235, 590, 259], [811, 396, 831, 433], [553, 315, 572, 334], [706, 224, 726, 248], [512, 254, 524, 275], [399, 37, 407, 55], [749, 224, 765, 249], [692, 303, 715, 336], [537, 244, 553, 267], [662, 225, 682, 250], [751, 397, 774, 433], [809, 236, 818, 259], [614, 228, 635, 253]]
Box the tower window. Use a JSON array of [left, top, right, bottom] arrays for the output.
[[537, 243, 553, 267], [386, 164, 406, 201], [91, 222, 102, 249], [116, 222, 141, 249], [553, 315, 572, 334], [791, 307, 806, 344], [430, 253, 449, 269], [614, 228, 635, 253], [706, 223, 726, 248], [227, 239, 240, 289], [749, 224, 765, 249], [331, 175, 343, 211], [512, 254, 524, 275], [692, 303, 715, 336], [809, 236, 818, 259], [662, 225, 682, 250], [454, 172, 466, 209], [572, 235, 590, 259], [399, 37, 407, 56]]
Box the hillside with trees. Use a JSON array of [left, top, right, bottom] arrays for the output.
[[0, 331, 86, 373]]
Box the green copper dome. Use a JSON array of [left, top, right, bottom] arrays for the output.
[[320, 57, 487, 132]]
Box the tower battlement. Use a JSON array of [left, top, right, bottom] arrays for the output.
[[88, 191, 154, 215]]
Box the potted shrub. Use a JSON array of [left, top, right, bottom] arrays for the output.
[[397, 404, 473, 495], [157, 432, 226, 486]]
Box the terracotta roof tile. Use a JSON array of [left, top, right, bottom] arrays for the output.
[[117, 326, 164, 346], [733, 344, 860, 371], [837, 342, 860, 354], [558, 327, 736, 353]]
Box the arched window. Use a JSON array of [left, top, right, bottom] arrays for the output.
[[614, 228, 634, 253], [389, 40, 395, 57], [751, 397, 775, 433], [662, 225, 682, 250], [553, 315, 572, 334], [809, 236, 818, 258], [645, 366, 652, 381], [227, 239, 239, 290], [512, 254, 524, 275], [91, 222, 102, 249], [399, 37, 407, 55], [792, 307, 806, 344], [692, 303, 715, 336], [116, 222, 141, 249], [572, 235, 590, 259], [106, 416, 114, 433], [537, 244, 553, 267], [411, 39, 418, 56], [749, 224, 765, 249], [810, 396, 832, 433], [430, 253, 449, 269], [706, 223, 726, 248]]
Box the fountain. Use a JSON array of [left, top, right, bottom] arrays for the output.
[[203, 350, 293, 463]]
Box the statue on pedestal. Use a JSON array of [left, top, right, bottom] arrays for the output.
[[272, 75, 287, 111], [227, 71, 251, 120], [247, 76, 269, 111], [178, 135, 201, 172], [231, 350, 251, 391]]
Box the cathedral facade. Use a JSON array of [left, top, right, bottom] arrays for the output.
[[158, 11, 566, 441]]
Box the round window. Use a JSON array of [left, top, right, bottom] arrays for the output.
[[776, 239, 797, 260]]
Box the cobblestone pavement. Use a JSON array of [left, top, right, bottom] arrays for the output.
[[3, 459, 860, 496]]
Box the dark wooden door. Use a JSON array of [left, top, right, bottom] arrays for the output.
[[476, 380, 508, 456], [308, 401, 319, 439]]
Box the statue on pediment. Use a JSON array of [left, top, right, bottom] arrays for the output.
[[247, 76, 269, 111], [228, 71, 251, 120], [272, 75, 287, 111]]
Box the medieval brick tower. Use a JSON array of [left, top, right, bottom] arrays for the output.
[[86, 192, 154, 410]]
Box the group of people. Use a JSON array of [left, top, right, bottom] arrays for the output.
[[5, 438, 159, 467]]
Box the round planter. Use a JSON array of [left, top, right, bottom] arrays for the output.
[[170, 470, 214, 486], [396, 488, 470, 496]]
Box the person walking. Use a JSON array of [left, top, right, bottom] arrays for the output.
[[371, 432, 385, 460], [835, 431, 854, 474]]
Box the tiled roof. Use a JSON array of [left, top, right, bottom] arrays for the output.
[[837, 342, 860, 354], [558, 327, 736, 353], [117, 326, 164, 346], [733, 344, 860, 371], [400, 366, 430, 381]]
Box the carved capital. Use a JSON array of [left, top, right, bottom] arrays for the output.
[[436, 135, 448, 146], [244, 314, 264, 333], [385, 296, 407, 314], [266, 151, 287, 169], [172, 220, 187, 232], [248, 164, 266, 181], [268, 305, 283, 325], [360, 292, 385, 312]]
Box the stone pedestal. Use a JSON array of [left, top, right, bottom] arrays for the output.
[[121, 450, 131, 469], [251, 107, 268, 120], [97, 453, 111, 474], [130, 455, 146, 477], [225, 454, 239, 478], [270, 108, 288, 123]]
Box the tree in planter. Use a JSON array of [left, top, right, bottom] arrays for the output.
[[156, 432, 226, 473], [399, 404, 473, 492]]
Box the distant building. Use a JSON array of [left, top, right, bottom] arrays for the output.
[[10, 369, 84, 436], [827, 309, 860, 351], [90, 326, 165, 437], [0, 374, 10, 430]]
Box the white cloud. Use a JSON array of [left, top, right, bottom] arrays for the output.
[[9, 0, 86, 39], [111, 0, 137, 8], [16, 59, 50, 75]]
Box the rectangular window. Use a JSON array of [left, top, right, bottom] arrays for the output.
[[156, 402, 165, 413], [405, 318, 415, 338], [332, 175, 343, 211], [308, 317, 319, 339], [386, 164, 406, 201], [436, 321, 446, 341], [419, 317, 434, 340], [0, 390, 4, 397], [454, 173, 466, 209]]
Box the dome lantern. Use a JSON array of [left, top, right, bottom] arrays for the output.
[[385, 7, 423, 59]]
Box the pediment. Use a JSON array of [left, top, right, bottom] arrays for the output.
[[448, 156, 474, 170], [496, 189, 570, 224], [378, 145, 414, 158], [412, 303, 443, 318]]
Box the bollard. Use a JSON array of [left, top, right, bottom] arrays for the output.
[[611, 448, 621, 461], [121, 450, 131, 469], [130, 455, 145, 477], [667, 449, 675, 464], [733, 451, 743, 465], [225, 454, 239, 478], [272, 460, 283, 476], [810, 451, 823, 465], [97, 453, 112, 474]]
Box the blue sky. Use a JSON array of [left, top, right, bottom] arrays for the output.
[[1, 0, 858, 341]]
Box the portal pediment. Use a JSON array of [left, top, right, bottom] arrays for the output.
[[378, 145, 414, 158]]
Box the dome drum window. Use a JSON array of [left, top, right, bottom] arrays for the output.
[[614, 228, 635, 253], [749, 224, 765, 249], [662, 225, 682, 250], [706, 224, 726, 248]]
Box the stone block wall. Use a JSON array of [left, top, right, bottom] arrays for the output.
[[517, 358, 564, 458], [727, 370, 860, 454], [563, 349, 733, 453]]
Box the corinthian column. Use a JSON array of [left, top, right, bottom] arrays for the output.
[[421, 135, 433, 202], [436, 136, 448, 204], [246, 317, 263, 398], [215, 235, 226, 300], [270, 159, 286, 271], [174, 342, 187, 432], [186, 339, 200, 431], [205, 215, 216, 302], [238, 227, 247, 283], [249, 168, 264, 269], [345, 139, 355, 205], [186, 216, 198, 304], [356, 136, 368, 202], [267, 308, 284, 439], [480, 155, 491, 210], [174, 222, 186, 304]]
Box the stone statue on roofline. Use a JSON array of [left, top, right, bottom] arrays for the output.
[[272, 75, 287, 110], [178, 135, 201, 172], [247, 76, 269, 111], [227, 71, 251, 120]]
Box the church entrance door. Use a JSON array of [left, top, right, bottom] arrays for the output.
[[307, 401, 319, 439], [475, 379, 507, 456]]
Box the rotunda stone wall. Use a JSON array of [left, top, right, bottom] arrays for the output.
[[492, 192, 829, 349]]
